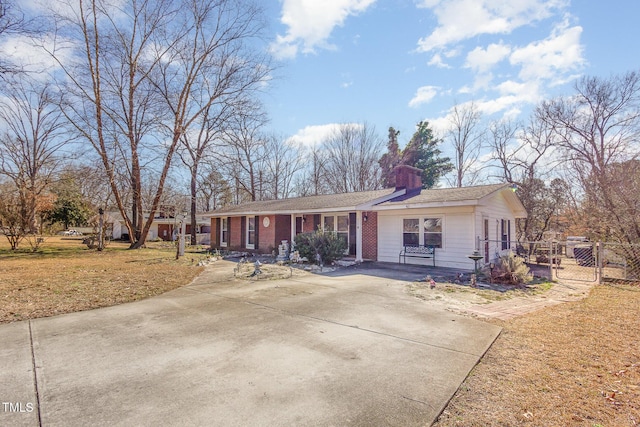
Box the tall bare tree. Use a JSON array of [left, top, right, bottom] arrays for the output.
[[262, 134, 303, 200], [48, 0, 270, 248], [539, 71, 640, 243], [197, 161, 231, 211], [294, 142, 329, 196], [322, 122, 383, 193], [0, 0, 29, 76], [0, 77, 66, 234], [219, 108, 268, 201], [444, 101, 484, 187], [488, 115, 566, 242]]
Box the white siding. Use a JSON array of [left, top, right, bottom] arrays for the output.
[[376, 189, 522, 269], [377, 207, 478, 269], [475, 190, 518, 262]]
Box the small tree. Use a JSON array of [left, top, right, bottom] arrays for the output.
[[294, 228, 347, 265], [0, 184, 25, 249]]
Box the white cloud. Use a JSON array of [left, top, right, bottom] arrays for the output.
[[465, 42, 511, 73], [416, 0, 567, 52], [0, 34, 71, 76], [270, 0, 376, 59], [427, 53, 450, 68], [510, 19, 584, 82], [286, 123, 343, 147], [409, 85, 440, 108]]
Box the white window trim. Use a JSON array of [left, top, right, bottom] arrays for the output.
[[402, 216, 444, 249], [322, 214, 350, 254], [246, 215, 255, 250], [220, 218, 228, 247]]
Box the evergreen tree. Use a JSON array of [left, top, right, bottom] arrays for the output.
[[378, 121, 453, 189], [378, 127, 401, 188], [403, 121, 453, 189]]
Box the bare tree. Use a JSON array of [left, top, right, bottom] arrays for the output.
[[0, 0, 30, 76], [0, 77, 66, 234], [539, 71, 640, 243], [322, 122, 383, 193], [444, 101, 484, 187], [262, 134, 303, 200], [488, 119, 519, 183], [48, 0, 270, 248], [219, 108, 268, 201], [488, 115, 565, 242], [197, 161, 231, 211], [294, 142, 329, 196]]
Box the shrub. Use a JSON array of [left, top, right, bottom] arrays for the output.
[[294, 228, 347, 265], [486, 252, 533, 285]]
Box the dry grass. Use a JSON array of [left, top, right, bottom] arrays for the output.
[[434, 284, 640, 427], [0, 236, 205, 323]]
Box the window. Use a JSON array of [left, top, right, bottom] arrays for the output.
[[337, 215, 349, 249], [403, 219, 419, 246], [220, 218, 228, 247], [323, 216, 335, 232], [501, 219, 511, 250], [423, 218, 442, 248], [403, 217, 443, 247], [246, 216, 255, 249], [323, 215, 349, 254]]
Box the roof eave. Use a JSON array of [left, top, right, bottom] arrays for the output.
[[373, 199, 481, 211]]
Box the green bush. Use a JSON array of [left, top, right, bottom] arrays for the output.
[[485, 252, 533, 285], [294, 228, 347, 265]]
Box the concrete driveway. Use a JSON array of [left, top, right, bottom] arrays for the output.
[[1, 261, 501, 427]]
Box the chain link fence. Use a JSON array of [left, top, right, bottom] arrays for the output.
[[600, 242, 640, 284], [478, 238, 640, 285]]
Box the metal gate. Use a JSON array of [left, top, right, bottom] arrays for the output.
[[553, 241, 598, 282]]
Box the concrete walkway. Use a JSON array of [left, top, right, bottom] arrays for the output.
[[323, 261, 597, 321], [1, 261, 501, 427], [462, 279, 595, 320]]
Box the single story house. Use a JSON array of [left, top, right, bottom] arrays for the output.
[[106, 211, 211, 244], [205, 165, 527, 269]]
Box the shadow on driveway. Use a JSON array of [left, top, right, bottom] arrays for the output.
[[320, 261, 471, 283], [1, 261, 500, 427]]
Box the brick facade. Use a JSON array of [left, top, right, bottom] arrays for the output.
[[275, 215, 292, 248], [258, 215, 275, 253], [229, 216, 242, 249], [210, 218, 218, 247]]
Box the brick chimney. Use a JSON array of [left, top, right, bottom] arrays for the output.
[[394, 164, 422, 192]]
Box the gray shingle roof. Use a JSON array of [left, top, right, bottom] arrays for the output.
[[206, 183, 516, 217], [207, 188, 399, 216], [379, 183, 509, 206]]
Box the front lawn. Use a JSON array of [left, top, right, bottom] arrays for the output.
[[434, 284, 640, 426], [0, 236, 205, 323]]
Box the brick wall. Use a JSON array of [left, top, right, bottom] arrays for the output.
[[362, 211, 378, 260], [302, 215, 318, 233], [258, 215, 275, 253], [275, 215, 292, 247], [210, 218, 218, 248], [229, 216, 242, 249], [394, 164, 422, 191]]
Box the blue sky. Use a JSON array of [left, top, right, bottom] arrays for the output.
[[262, 0, 640, 150]]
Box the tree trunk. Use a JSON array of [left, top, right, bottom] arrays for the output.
[[190, 165, 198, 245]]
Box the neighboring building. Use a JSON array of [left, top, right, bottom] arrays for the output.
[[107, 211, 211, 244], [205, 166, 527, 269]]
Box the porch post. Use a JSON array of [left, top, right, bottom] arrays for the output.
[[290, 214, 296, 249], [355, 211, 363, 262]]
